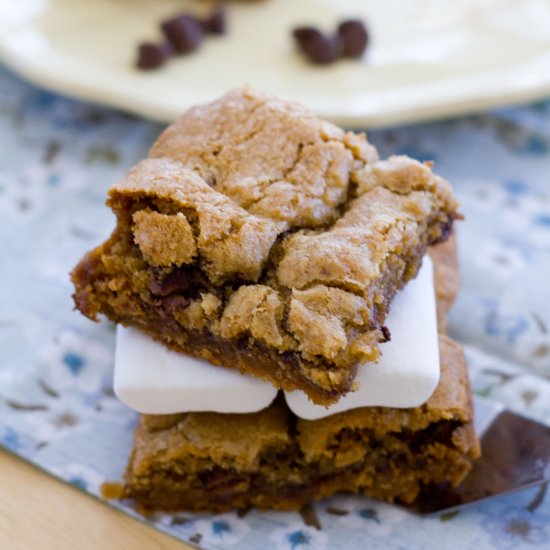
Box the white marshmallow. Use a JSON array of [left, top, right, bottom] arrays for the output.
[[285, 256, 439, 419], [114, 327, 277, 414]]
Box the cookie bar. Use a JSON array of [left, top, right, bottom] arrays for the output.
[[110, 237, 479, 513], [120, 334, 479, 513], [71, 88, 458, 405]]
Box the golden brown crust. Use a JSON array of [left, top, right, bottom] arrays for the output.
[[220, 285, 289, 348], [133, 209, 197, 267], [148, 87, 378, 232], [130, 401, 291, 475], [71, 88, 459, 404], [109, 157, 283, 283]]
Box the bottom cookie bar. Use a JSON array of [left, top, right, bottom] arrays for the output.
[[120, 333, 479, 513]]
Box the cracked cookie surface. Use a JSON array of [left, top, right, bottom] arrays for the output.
[[71, 88, 459, 405]]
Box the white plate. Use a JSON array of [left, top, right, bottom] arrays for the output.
[[1, 0, 550, 128]]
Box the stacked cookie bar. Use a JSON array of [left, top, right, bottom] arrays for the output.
[[71, 88, 479, 512]]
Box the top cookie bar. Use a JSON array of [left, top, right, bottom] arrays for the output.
[[71, 88, 458, 405]]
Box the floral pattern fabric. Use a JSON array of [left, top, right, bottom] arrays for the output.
[[0, 66, 549, 549]]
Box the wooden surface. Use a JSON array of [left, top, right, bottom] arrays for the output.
[[0, 449, 193, 550]]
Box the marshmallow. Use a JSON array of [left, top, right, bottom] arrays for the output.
[[285, 256, 439, 419], [114, 327, 277, 414]]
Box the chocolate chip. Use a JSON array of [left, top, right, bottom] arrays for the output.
[[380, 325, 391, 343], [200, 467, 244, 490], [136, 42, 173, 70], [293, 26, 324, 49], [282, 351, 298, 366], [161, 14, 204, 54], [337, 19, 369, 58], [202, 6, 227, 35], [375, 456, 389, 471], [293, 26, 342, 65], [155, 294, 190, 320], [149, 275, 166, 296], [237, 337, 249, 352], [149, 267, 193, 297], [163, 294, 190, 312], [305, 33, 342, 65]]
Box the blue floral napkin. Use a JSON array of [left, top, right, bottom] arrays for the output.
[[1, 66, 549, 549]]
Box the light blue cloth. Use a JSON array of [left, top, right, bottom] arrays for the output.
[[1, 66, 549, 549]]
